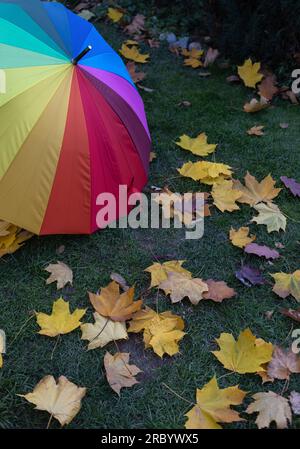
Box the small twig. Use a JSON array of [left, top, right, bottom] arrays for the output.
[[9, 314, 35, 347], [162, 383, 193, 406], [50, 335, 61, 360], [281, 378, 290, 395], [85, 318, 109, 349]]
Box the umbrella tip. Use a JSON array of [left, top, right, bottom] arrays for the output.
[[72, 46, 92, 65]]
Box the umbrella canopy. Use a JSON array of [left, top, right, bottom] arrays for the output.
[[0, 0, 151, 235]]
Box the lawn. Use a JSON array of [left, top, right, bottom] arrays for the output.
[[0, 21, 300, 429]]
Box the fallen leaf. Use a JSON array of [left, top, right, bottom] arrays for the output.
[[182, 48, 204, 59], [148, 39, 160, 48], [290, 391, 300, 415], [243, 97, 269, 113], [125, 14, 145, 36], [246, 392, 291, 429], [184, 57, 203, 68], [126, 61, 146, 83], [178, 100, 191, 107], [137, 84, 154, 93], [258, 76, 278, 101], [104, 352, 141, 395], [280, 307, 300, 322], [235, 264, 265, 286], [252, 202, 286, 233], [233, 172, 281, 206], [144, 316, 185, 358], [229, 227, 256, 248], [159, 272, 208, 305], [81, 313, 128, 350], [238, 58, 263, 88], [19, 375, 86, 426], [0, 332, 5, 368], [45, 261, 73, 290], [203, 280, 236, 303], [204, 48, 219, 67], [110, 272, 129, 291], [0, 224, 33, 258], [280, 176, 300, 198], [128, 306, 184, 335], [149, 152, 156, 162], [107, 7, 124, 23], [78, 9, 95, 21], [279, 123, 289, 129], [212, 328, 273, 374], [185, 376, 246, 429], [120, 44, 149, 63], [36, 298, 86, 337], [178, 161, 233, 185], [144, 260, 191, 288], [247, 125, 264, 136], [89, 281, 142, 322], [226, 75, 240, 84], [175, 133, 217, 157], [212, 180, 242, 212], [244, 243, 280, 260], [271, 271, 300, 301], [267, 346, 300, 380]]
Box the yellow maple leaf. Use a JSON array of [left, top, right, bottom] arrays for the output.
[[251, 202, 286, 233], [45, 261, 73, 290], [175, 132, 217, 156], [184, 57, 203, 68], [212, 180, 242, 212], [185, 376, 246, 429], [81, 312, 128, 350], [119, 44, 149, 63], [0, 223, 33, 258], [178, 161, 233, 185], [238, 58, 264, 88], [233, 172, 281, 206], [271, 271, 300, 301], [144, 260, 191, 288], [182, 48, 204, 59], [19, 375, 86, 427], [144, 316, 185, 358], [229, 227, 256, 248], [88, 281, 142, 322], [159, 272, 208, 305], [107, 7, 124, 23], [212, 328, 273, 374], [104, 352, 141, 395], [128, 306, 185, 334], [36, 298, 86, 337]]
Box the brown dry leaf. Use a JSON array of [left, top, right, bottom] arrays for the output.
[[149, 152, 156, 162], [247, 125, 264, 136], [45, 261, 73, 290], [233, 172, 281, 206], [125, 14, 145, 36], [203, 280, 236, 303], [203, 48, 219, 67], [88, 281, 142, 322], [267, 346, 300, 380], [246, 392, 291, 429], [281, 90, 299, 104], [159, 272, 208, 305], [258, 76, 278, 101], [110, 272, 129, 291], [243, 97, 269, 113], [126, 61, 146, 83], [104, 352, 141, 395], [229, 227, 256, 248]]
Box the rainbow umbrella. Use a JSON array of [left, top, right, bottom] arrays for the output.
[[0, 0, 151, 235]]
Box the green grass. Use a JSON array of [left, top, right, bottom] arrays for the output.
[[1, 22, 300, 429]]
